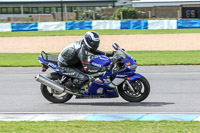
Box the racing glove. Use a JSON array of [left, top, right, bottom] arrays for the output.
[[106, 51, 116, 57]]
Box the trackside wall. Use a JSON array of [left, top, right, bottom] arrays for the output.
[[0, 20, 200, 32]]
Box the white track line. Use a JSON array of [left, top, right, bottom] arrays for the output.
[[0, 114, 90, 121], [1, 112, 200, 114], [194, 116, 200, 121]]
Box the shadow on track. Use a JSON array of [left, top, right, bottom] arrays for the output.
[[59, 102, 174, 107]]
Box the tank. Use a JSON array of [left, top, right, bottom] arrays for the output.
[[90, 55, 110, 67]]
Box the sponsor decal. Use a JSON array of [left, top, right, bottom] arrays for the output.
[[64, 72, 75, 76], [91, 62, 101, 67], [99, 56, 108, 60], [48, 63, 57, 68], [88, 69, 98, 72], [106, 90, 114, 92]]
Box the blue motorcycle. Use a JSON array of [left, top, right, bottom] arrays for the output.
[[35, 43, 150, 103]]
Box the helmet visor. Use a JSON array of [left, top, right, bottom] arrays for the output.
[[90, 40, 100, 50]]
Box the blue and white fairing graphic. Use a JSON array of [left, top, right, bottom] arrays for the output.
[[90, 55, 110, 67], [38, 55, 64, 76]]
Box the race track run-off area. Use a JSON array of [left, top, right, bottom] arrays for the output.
[[1, 34, 200, 53], [0, 66, 200, 121]]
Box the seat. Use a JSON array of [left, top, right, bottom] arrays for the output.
[[41, 51, 58, 64]]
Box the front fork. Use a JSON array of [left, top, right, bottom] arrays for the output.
[[124, 73, 143, 92], [125, 80, 136, 92]]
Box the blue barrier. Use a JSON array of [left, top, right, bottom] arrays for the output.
[[1, 19, 200, 32], [121, 20, 148, 29], [11, 23, 38, 31], [66, 21, 92, 30], [177, 19, 200, 29]]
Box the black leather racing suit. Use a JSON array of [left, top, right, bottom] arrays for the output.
[[58, 40, 112, 88]]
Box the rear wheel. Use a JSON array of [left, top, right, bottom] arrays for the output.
[[118, 76, 150, 102], [40, 72, 73, 103]]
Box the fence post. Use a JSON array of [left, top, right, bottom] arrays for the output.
[[93, 12, 95, 20], [65, 5, 67, 21], [120, 12, 123, 20], [177, 10, 180, 19], [21, 4, 24, 15], [148, 11, 151, 19], [38, 14, 40, 22], [12, 14, 14, 22]]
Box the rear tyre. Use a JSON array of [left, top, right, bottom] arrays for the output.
[[40, 72, 73, 103], [118, 76, 150, 102]]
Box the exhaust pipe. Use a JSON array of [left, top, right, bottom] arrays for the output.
[[35, 74, 81, 96], [35, 74, 64, 93]]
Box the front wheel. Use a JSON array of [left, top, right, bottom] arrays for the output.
[[118, 76, 150, 102]]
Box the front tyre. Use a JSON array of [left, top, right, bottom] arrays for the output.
[[118, 76, 150, 102], [40, 72, 73, 103]]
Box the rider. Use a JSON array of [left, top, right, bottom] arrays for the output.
[[57, 31, 115, 92]]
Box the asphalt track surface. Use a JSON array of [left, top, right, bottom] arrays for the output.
[[0, 66, 200, 114]]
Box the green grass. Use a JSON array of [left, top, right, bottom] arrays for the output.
[[1, 29, 200, 37], [0, 53, 40, 67], [132, 51, 200, 66], [0, 51, 200, 67], [0, 121, 200, 133]]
